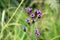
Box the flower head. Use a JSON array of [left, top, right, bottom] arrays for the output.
[[26, 18, 30, 24], [30, 13, 35, 18], [25, 7, 32, 13], [37, 14, 41, 18], [34, 29, 39, 34], [32, 19, 35, 23], [34, 9, 41, 14], [36, 33, 40, 37], [22, 26, 26, 32], [34, 29, 40, 37]]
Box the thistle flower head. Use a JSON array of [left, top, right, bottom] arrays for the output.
[[25, 7, 32, 13]]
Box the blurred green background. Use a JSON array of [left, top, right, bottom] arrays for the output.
[[0, 0, 60, 40]]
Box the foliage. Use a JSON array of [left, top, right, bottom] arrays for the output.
[[0, 0, 60, 40]]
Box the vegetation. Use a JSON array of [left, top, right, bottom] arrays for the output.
[[0, 0, 60, 40]]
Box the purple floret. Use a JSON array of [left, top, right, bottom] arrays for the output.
[[30, 13, 35, 18], [25, 7, 32, 13], [35, 29, 39, 34], [37, 14, 41, 18], [26, 18, 30, 23], [36, 33, 40, 37], [35, 29, 40, 37], [34, 9, 41, 14]]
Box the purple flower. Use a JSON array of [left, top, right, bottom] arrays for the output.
[[34, 9, 41, 14], [37, 14, 41, 18], [36, 33, 40, 37], [34, 29, 39, 34], [25, 7, 32, 13], [32, 19, 35, 23], [34, 29, 40, 37], [23, 26, 26, 32], [26, 18, 30, 24], [30, 13, 35, 18]]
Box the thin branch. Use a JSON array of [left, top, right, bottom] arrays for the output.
[[1, 10, 5, 27]]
